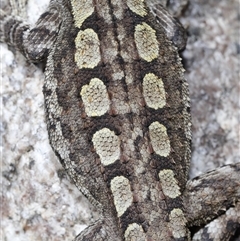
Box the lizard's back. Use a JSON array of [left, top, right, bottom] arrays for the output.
[[43, 0, 191, 240]]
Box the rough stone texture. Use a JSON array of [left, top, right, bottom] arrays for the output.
[[1, 0, 239, 240], [181, 0, 239, 178]]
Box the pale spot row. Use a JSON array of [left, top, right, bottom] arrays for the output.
[[80, 71, 166, 118], [91, 122, 170, 168], [110, 176, 133, 217]]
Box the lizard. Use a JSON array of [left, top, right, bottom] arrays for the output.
[[1, 0, 239, 240]]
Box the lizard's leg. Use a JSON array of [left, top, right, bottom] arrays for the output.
[[74, 219, 123, 241], [146, 0, 188, 50], [9, 0, 28, 17], [193, 203, 240, 241], [0, 0, 62, 62], [183, 163, 240, 241]]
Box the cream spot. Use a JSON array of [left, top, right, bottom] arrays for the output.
[[126, 0, 147, 17], [158, 169, 181, 198], [149, 122, 170, 157], [110, 176, 133, 217], [124, 223, 147, 241], [92, 128, 120, 166], [169, 208, 188, 238], [80, 78, 110, 117], [71, 0, 94, 28], [134, 22, 159, 62], [143, 73, 166, 109], [75, 28, 101, 69]]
